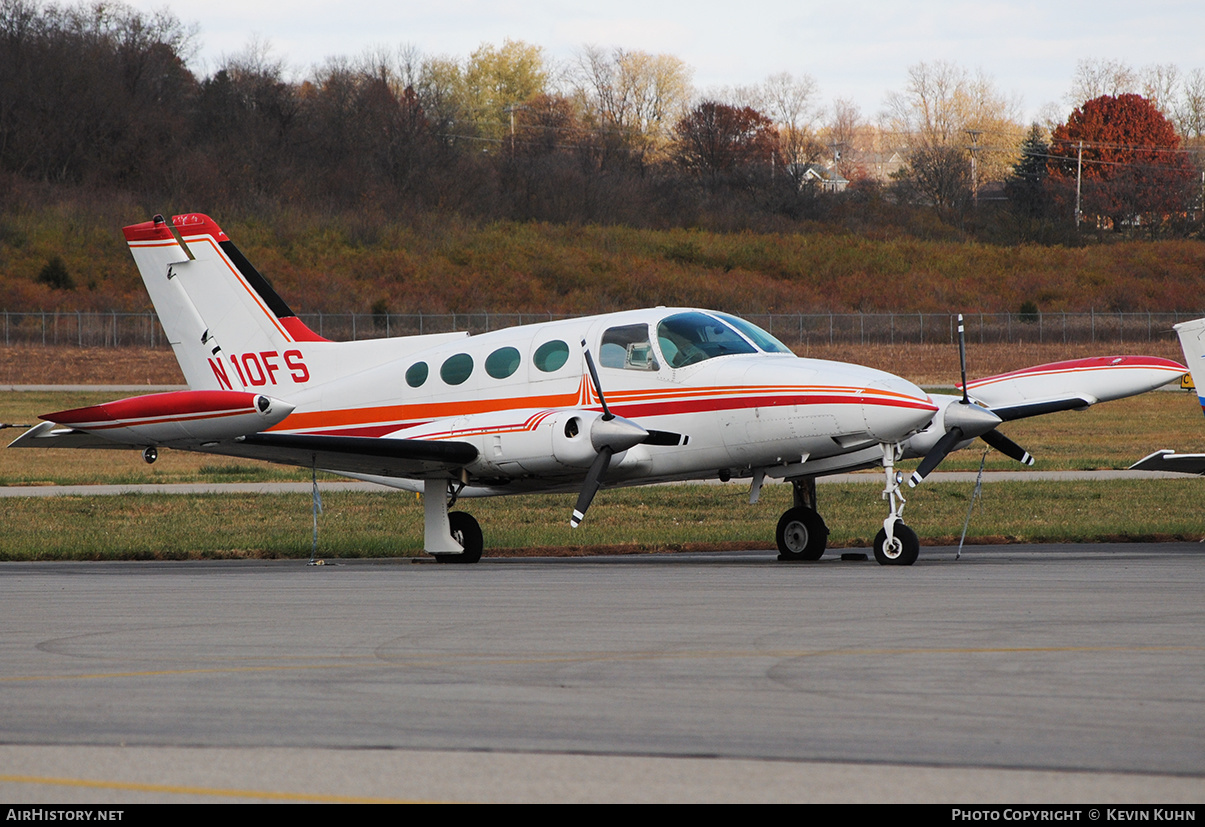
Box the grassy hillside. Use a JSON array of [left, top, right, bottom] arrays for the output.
[[2, 198, 1204, 316]]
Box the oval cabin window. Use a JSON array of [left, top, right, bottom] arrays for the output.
[[440, 353, 474, 385], [405, 361, 428, 388], [485, 346, 521, 379], [533, 340, 570, 373]]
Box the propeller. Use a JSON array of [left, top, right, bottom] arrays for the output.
[[908, 314, 1035, 487], [570, 340, 686, 527]]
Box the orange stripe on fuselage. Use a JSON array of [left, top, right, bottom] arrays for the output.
[[269, 382, 935, 437], [271, 388, 585, 433]]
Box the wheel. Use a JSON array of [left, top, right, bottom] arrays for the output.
[[775, 506, 828, 561], [873, 520, 919, 566], [433, 511, 483, 564]]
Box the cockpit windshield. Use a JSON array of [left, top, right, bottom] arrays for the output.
[[712, 312, 793, 354], [656, 312, 757, 368]]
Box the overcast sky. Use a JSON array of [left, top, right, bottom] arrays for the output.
[[126, 0, 1203, 124]]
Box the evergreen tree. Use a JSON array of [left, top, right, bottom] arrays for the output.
[[1006, 125, 1050, 217]]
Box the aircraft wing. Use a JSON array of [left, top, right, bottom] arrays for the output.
[[10, 421, 478, 480], [1129, 450, 1205, 475], [199, 433, 479, 479], [962, 355, 1187, 421]]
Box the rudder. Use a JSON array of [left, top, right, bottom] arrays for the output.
[[125, 214, 326, 392]]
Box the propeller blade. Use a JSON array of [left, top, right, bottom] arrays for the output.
[[909, 427, 965, 487], [956, 313, 969, 405], [981, 429, 1035, 466], [571, 446, 612, 528], [571, 340, 689, 527], [581, 339, 612, 420]]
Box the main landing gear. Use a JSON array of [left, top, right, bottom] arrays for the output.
[[775, 478, 829, 561], [776, 443, 920, 566], [424, 478, 483, 564]]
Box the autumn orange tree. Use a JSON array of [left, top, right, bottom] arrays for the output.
[[1048, 94, 1198, 235]]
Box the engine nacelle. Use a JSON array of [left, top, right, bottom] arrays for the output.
[[551, 410, 610, 468]]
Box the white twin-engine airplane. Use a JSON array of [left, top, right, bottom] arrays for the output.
[[8, 214, 1187, 564]]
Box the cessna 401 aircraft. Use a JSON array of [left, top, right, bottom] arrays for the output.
[[8, 214, 1187, 564]]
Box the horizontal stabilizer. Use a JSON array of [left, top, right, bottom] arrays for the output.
[[7, 421, 143, 450], [1129, 449, 1205, 475]]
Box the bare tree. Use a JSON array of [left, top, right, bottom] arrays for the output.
[[821, 98, 873, 180], [758, 71, 821, 177], [884, 60, 967, 146], [884, 61, 1023, 205], [1141, 63, 1181, 115], [574, 45, 694, 163], [1174, 68, 1205, 140], [1067, 58, 1139, 104]]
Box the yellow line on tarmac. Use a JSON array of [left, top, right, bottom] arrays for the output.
[[0, 773, 440, 804]]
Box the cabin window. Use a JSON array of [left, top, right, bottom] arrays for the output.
[[601, 323, 659, 371], [485, 346, 521, 379], [713, 312, 793, 354], [405, 361, 429, 388], [656, 312, 756, 368], [533, 340, 570, 373], [440, 353, 474, 385]]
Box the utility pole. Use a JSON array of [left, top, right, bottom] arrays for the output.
[[504, 104, 526, 156], [1075, 140, 1084, 229], [965, 129, 982, 208]]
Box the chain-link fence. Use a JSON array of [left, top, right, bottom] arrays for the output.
[[3, 310, 1201, 348]]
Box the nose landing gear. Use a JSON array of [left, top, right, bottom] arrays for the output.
[[876, 442, 919, 565]]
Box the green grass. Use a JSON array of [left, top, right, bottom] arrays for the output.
[[0, 480, 1200, 561]]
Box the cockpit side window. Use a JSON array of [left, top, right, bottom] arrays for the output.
[[656, 312, 756, 368], [600, 323, 659, 371]]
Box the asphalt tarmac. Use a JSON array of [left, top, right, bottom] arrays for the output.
[[1, 544, 1203, 803]]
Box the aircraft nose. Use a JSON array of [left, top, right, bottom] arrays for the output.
[[860, 375, 938, 442]]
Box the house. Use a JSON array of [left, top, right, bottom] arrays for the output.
[[790, 163, 850, 193]]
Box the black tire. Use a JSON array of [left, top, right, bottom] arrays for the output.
[[433, 511, 484, 564], [873, 520, 919, 566], [775, 506, 828, 561]]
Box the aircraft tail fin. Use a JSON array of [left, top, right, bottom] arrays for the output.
[[1174, 317, 1205, 417], [124, 214, 326, 392]]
